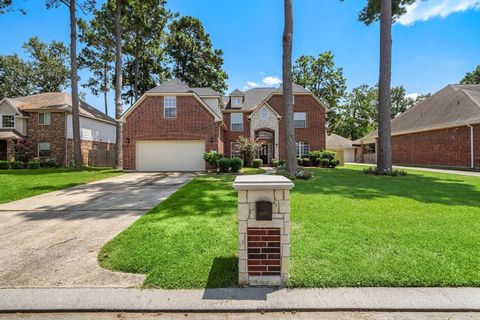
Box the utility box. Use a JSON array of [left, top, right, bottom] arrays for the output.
[[233, 174, 294, 286]]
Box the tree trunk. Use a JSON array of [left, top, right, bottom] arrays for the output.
[[114, 0, 123, 170], [377, 0, 393, 172], [133, 43, 139, 102], [282, 0, 297, 175], [69, 0, 82, 171], [104, 60, 108, 115]]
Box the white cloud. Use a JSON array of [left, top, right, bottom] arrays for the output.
[[242, 81, 259, 90], [406, 93, 420, 100], [398, 0, 480, 26], [262, 76, 282, 86]]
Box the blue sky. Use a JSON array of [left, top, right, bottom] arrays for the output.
[[1, 0, 479, 115]]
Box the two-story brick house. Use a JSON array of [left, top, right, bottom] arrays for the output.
[[0, 92, 116, 165], [121, 78, 326, 171]]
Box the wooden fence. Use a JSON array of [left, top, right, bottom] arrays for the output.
[[88, 149, 116, 167]]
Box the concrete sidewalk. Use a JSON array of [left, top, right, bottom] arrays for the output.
[[1, 287, 480, 312], [346, 162, 480, 177]]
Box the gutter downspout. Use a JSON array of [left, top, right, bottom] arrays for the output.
[[467, 124, 474, 169]]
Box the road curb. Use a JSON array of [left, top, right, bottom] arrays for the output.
[[1, 287, 480, 313]]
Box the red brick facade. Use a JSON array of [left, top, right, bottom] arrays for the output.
[[267, 94, 326, 159], [26, 111, 68, 165], [247, 227, 281, 276], [223, 94, 327, 159], [123, 95, 220, 170], [391, 125, 480, 168]]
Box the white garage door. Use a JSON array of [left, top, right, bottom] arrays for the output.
[[136, 140, 205, 171]]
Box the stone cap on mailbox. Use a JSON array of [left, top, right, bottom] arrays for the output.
[[233, 174, 294, 191]]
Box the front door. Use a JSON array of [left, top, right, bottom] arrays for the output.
[[259, 144, 269, 165], [0, 140, 6, 161]]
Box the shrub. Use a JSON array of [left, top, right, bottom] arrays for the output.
[[278, 160, 286, 167], [308, 150, 322, 163], [275, 168, 296, 180], [234, 136, 261, 166], [67, 160, 76, 168], [252, 158, 263, 168], [320, 150, 336, 161], [320, 158, 330, 168], [218, 158, 230, 173], [28, 161, 40, 169], [363, 166, 407, 176], [297, 158, 303, 166], [230, 157, 244, 172], [44, 158, 59, 168], [0, 161, 10, 170], [302, 158, 311, 167], [203, 151, 223, 170], [295, 170, 313, 180], [329, 159, 340, 168], [10, 161, 24, 169], [272, 159, 280, 167]]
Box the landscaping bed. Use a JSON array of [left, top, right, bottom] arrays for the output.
[[99, 165, 480, 288], [0, 167, 122, 204]]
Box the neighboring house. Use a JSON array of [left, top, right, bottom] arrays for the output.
[[120, 78, 327, 171], [0, 92, 116, 166], [358, 84, 480, 169], [326, 134, 358, 163]]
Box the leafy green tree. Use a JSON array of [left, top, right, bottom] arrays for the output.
[[292, 51, 347, 133], [333, 84, 378, 141], [78, 8, 115, 115], [460, 65, 480, 85], [23, 37, 70, 93], [0, 0, 25, 14], [122, 0, 174, 102], [167, 16, 228, 93], [0, 55, 34, 99], [359, 0, 418, 172], [390, 85, 416, 118]]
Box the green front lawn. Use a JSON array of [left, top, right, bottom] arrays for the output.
[[99, 165, 480, 288], [0, 167, 122, 204]]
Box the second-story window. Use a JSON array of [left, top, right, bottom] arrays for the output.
[[38, 112, 51, 125], [294, 112, 306, 128], [260, 108, 268, 120], [231, 113, 243, 131], [232, 97, 242, 106], [1, 115, 14, 128], [164, 96, 177, 118]]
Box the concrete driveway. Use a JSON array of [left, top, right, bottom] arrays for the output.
[[0, 172, 194, 288]]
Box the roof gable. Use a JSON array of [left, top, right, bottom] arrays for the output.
[[362, 84, 480, 139]]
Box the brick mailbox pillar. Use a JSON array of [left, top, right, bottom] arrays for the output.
[[233, 174, 294, 286]]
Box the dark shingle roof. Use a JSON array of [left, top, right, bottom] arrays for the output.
[[362, 84, 480, 139], [147, 78, 220, 97], [229, 89, 244, 96], [223, 84, 311, 110]]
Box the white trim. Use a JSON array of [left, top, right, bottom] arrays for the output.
[[247, 101, 282, 119], [38, 112, 51, 125], [163, 96, 177, 119], [0, 98, 22, 115], [294, 112, 307, 129], [230, 112, 244, 132], [0, 114, 15, 129], [468, 124, 475, 169], [120, 92, 221, 122], [37, 142, 51, 158]]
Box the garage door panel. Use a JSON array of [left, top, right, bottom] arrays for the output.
[[137, 140, 205, 171]]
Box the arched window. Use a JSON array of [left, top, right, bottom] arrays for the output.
[[255, 130, 273, 139]]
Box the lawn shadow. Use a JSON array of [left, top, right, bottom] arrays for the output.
[[203, 257, 280, 300], [202, 257, 279, 301], [296, 167, 480, 208]]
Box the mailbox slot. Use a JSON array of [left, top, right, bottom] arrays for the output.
[[256, 201, 272, 221]]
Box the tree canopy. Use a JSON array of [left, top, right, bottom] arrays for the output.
[[460, 65, 480, 85], [167, 16, 228, 93], [359, 0, 416, 25], [0, 37, 69, 99]]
